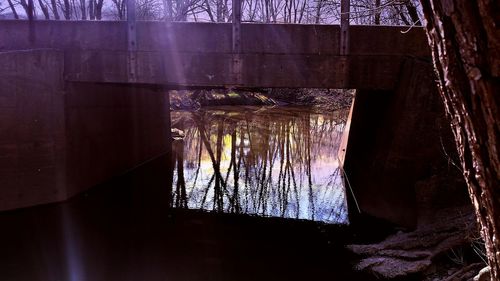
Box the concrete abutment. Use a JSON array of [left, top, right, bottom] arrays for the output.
[[341, 59, 469, 228], [0, 49, 172, 211], [0, 45, 468, 228]]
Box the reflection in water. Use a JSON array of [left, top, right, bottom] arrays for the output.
[[171, 106, 349, 224]]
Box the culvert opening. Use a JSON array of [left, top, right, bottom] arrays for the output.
[[170, 88, 354, 224]]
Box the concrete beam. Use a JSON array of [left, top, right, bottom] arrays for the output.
[[0, 20, 430, 89], [62, 50, 405, 89]]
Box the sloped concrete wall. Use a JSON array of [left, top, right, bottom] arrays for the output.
[[64, 82, 171, 198], [0, 49, 172, 211], [341, 59, 469, 228], [0, 50, 67, 210]]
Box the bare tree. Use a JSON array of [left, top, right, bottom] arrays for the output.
[[0, 0, 425, 23], [404, 0, 420, 25], [75, 0, 104, 20], [59, 0, 71, 19], [18, 0, 36, 19], [94, 0, 103, 18], [79, 0, 86, 18], [49, 0, 60, 19], [111, 0, 125, 19], [136, 0, 163, 20], [420, 0, 500, 278], [374, 0, 380, 24], [6, 0, 20, 18], [38, 0, 50, 18]]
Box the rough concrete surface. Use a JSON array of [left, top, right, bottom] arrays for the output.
[[0, 49, 171, 211], [0, 21, 429, 89], [342, 59, 469, 227]]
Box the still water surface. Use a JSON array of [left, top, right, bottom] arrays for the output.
[[171, 106, 349, 224], [0, 106, 382, 281]]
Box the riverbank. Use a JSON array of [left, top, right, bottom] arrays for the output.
[[169, 88, 354, 111]]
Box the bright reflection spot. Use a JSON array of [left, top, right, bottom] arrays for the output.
[[61, 205, 85, 281]]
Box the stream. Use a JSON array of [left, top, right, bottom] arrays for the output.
[[0, 105, 384, 281], [171, 106, 349, 224]]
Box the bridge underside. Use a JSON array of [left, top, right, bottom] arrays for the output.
[[65, 51, 408, 90], [0, 21, 464, 229], [0, 21, 430, 90]]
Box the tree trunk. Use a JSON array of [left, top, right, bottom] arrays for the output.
[[20, 0, 35, 20], [94, 0, 103, 19], [6, 0, 19, 19], [216, 0, 223, 21], [88, 0, 95, 19], [405, 0, 420, 25], [374, 0, 381, 24], [112, 0, 124, 19], [80, 0, 87, 19], [419, 0, 500, 279], [395, 5, 410, 25], [62, 0, 71, 19], [204, 0, 214, 22], [50, 0, 60, 19], [314, 0, 324, 24], [28, 0, 34, 20], [38, 0, 50, 19]]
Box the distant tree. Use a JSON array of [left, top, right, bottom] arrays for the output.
[[94, 0, 103, 19], [75, 0, 101, 19], [0, 0, 424, 23], [37, 0, 50, 18], [111, 0, 125, 19], [49, 0, 60, 19], [420, 0, 500, 279], [79, 0, 86, 18], [169, 0, 203, 21], [6, 0, 20, 18], [347, 0, 421, 25], [59, 0, 71, 19], [19, 0, 36, 19]]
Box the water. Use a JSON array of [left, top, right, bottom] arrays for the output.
[[171, 106, 349, 224], [0, 105, 381, 281]]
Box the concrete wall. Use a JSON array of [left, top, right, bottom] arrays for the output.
[[341, 59, 468, 228], [0, 49, 171, 211], [0, 50, 67, 210], [0, 20, 430, 89], [65, 82, 171, 198]]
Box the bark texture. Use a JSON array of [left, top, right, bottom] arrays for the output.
[[419, 0, 500, 279]]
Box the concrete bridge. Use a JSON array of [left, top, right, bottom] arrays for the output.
[[0, 21, 429, 89], [0, 20, 457, 228]]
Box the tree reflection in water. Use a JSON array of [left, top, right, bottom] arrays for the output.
[[171, 106, 349, 224]]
